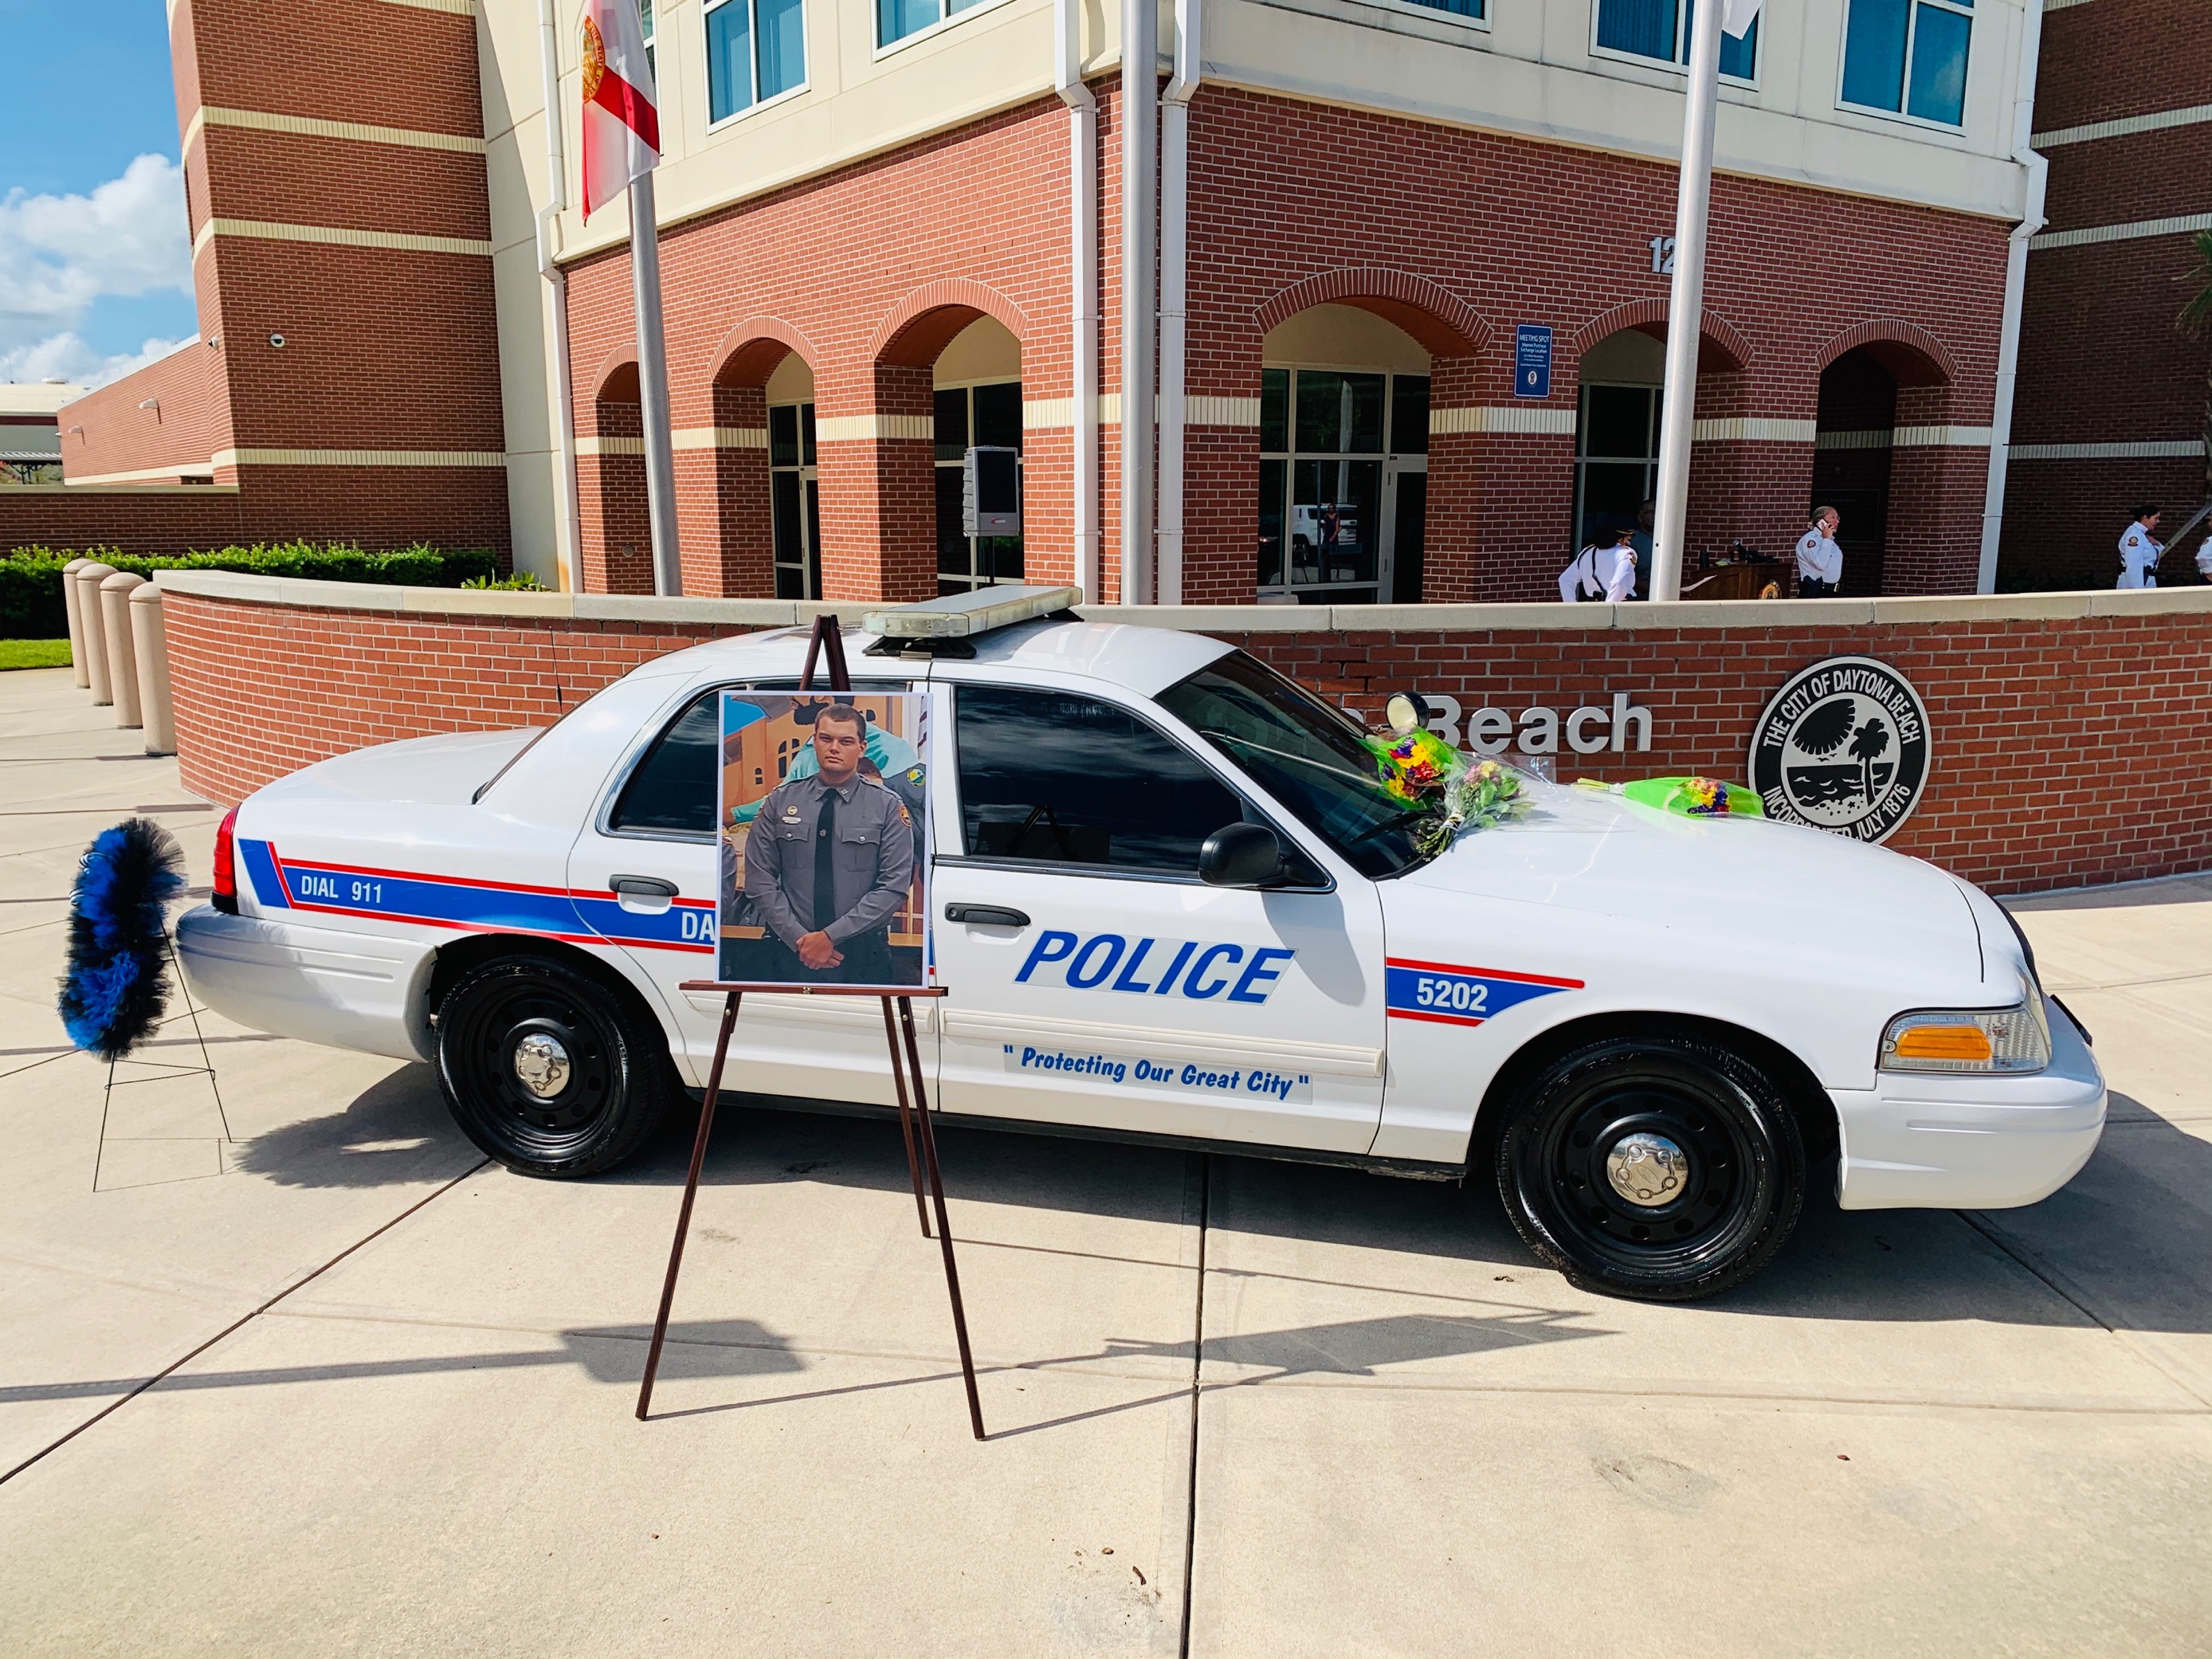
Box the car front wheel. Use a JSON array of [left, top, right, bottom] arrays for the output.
[[434, 954, 673, 1178], [1494, 1035, 1806, 1300]]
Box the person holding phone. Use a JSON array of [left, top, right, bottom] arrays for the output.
[[1795, 507, 1843, 597]]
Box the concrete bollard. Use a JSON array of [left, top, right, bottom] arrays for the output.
[[99, 572, 147, 728], [130, 584, 175, 756], [75, 563, 117, 705], [61, 557, 92, 688]]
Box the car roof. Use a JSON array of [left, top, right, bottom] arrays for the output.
[[635, 617, 1237, 700]]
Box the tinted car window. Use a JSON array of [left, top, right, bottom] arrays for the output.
[[609, 680, 913, 835], [956, 685, 1245, 874], [608, 692, 721, 833]]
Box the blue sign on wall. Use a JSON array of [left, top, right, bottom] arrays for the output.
[[1515, 324, 1553, 399]]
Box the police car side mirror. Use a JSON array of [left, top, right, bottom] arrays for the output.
[[1199, 822, 1284, 888]]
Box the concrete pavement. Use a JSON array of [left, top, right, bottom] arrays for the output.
[[0, 663, 2206, 1656]]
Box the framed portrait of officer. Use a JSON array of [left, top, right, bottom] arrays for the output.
[[716, 691, 930, 988]]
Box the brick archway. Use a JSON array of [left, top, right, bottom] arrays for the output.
[[708, 315, 822, 387], [1253, 269, 1490, 358], [869, 279, 1031, 368], [1571, 299, 1752, 372], [1813, 319, 1956, 386]]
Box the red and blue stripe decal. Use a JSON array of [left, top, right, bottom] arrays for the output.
[[1384, 957, 1583, 1029], [237, 840, 715, 954]]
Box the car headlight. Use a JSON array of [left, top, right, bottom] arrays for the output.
[[1880, 985, 2050, 1074]]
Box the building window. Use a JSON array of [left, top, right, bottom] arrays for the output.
[[935, 381, 1023, 596], [1257, 368, 1429, 605], [1841, 0, 1971, 126], [640, 0, 656, 78], [1400, 0, 1483, 18], [769, 402, 821, 599], [1573, 382, 1661, 551], [1594, 0, 1758, 80], [705, 0, 805, 121], [880, 0, 986, 49]]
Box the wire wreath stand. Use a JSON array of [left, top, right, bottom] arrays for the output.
[[94, 931, 233, 1192], [633, 614, 985, 1440]]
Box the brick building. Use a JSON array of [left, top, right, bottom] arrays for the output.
[[57, 0, 2058, 602], [1997, 0, 2212, 591]]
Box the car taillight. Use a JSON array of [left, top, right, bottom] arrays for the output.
[[212, 806, 240, 914]]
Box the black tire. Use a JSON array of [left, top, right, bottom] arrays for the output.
[[1493, 1035, 1806, 1300], [433, 954, 674, 1178]]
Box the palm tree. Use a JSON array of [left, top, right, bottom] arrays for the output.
[[1795, 696, 1855, 759], [2177, 230, 2212, 512], [1849, 718, 1892, 805]]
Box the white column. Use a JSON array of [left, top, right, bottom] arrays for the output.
[[1119, 0, 1159, 604]]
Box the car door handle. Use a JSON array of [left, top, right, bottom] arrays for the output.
[[611, 876, 680, 899], [946, 904, 1030, 928]]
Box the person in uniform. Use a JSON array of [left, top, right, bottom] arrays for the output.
[[743, 702, 916, 985], [1795, 506, 1843, 597], [2117, 504, 2163, 589], [1559, 527, 1638, 602]]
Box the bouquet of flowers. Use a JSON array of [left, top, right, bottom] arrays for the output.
[[1363, 692, 1532, 856], [1411, 758, 1528, 857]]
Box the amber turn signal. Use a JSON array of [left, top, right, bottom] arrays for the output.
[[1888, 1023, 1994, 1062]]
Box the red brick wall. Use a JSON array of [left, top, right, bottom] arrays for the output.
[[0, 488, 244, 558], [556, 81, 2007, 605], [61, 345, 231, 482], [23, 0, 516, 562], [2002, 0, 2212, 590], [163, 588, 2212, 896]]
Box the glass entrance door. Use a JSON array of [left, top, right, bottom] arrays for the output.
[[1258, 369, 1429, 604], [769, 402, 821, 599], [935, 380, 1024, 595]]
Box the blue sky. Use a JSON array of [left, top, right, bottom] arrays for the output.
[[0, 0, 198, 386]]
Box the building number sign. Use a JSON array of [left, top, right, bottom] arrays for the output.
[[1648, 235, 1677, 275]]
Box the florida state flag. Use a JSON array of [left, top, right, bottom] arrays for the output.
[[580, 0, 660, 222]]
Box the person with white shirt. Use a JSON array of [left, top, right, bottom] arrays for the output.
[[2117, 504, 2163, 588], [1795, 507, 1843, 597], [1559, 527, 1638, 602]]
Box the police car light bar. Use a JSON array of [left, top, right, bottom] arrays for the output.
[[861, 584, 1083, 639]]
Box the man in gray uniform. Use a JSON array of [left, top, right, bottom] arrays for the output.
[[743, 702, 917, 985]]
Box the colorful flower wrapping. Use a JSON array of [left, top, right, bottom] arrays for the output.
[[1367, 725, 1465, 803]]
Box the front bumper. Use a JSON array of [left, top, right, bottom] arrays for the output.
[[175, 904, 436, 1063], [1834, 993, 2105, 1210]]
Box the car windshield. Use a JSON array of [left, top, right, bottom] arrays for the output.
[[1156, 650, 1429, 879]]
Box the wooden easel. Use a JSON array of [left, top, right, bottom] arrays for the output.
[[633, 614, 985, 1440]]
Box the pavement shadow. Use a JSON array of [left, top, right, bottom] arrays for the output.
[[0, 1320, 798, 1408], [614, 1091, 2212, 1340], [226, 1063, 473, 1189]]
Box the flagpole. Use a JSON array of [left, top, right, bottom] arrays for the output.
[[629, 171, 683, 597], [1649, 0, 1728, 603]]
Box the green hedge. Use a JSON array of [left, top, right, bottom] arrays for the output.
[[0, 542, 499, 639]]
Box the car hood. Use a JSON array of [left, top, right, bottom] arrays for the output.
[[1398, 777, 1983, 982], [254, 728, 542, 807]]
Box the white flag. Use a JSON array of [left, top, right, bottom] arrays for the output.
[[1722, 0, 1762, 37], [580, 0, 660, 222]]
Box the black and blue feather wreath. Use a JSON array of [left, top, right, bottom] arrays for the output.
[[57, 818, 189, 1063]]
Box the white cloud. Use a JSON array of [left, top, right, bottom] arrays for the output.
[[0, 154, 194, 385], [0, 331, 198, 390]]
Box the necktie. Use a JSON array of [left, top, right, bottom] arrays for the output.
[[813, 788, 838, 932]]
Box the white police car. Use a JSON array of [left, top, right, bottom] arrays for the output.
[[176, 587, 2104, 1299]]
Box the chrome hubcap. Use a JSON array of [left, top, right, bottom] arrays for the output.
[[1606, 1131, 1689, 1207], [512, 1031, 572, 1100]]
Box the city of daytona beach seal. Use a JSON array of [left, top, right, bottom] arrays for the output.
[[1747, 656, 1931, 843]]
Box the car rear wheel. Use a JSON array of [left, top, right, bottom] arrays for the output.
[[435, 955, 673, 1178], [1494, 1035, 1806, 1300]]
